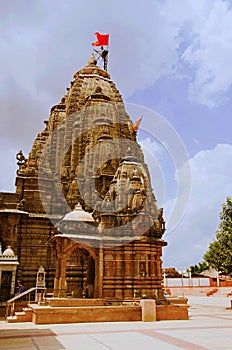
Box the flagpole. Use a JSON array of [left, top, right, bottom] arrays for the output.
[[93, 48, 109, 71], [92, 33, 109, 71], [102, 47, 109, 71]]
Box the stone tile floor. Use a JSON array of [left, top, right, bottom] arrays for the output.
[[0, 296, 231, 349]]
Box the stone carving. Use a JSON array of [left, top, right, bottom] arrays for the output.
[[158, 207, 166, 233], [17, 199, 25, 211], [16, 150, 27, 166], [16, 150, 28, 175]]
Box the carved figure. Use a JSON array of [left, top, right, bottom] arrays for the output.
[[17, 199, 25, 211], [131, 190, 145, 213], [158, 208, 166, 232], [16, 150, 27, 166]]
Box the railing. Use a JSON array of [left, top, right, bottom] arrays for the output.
[[5, 286, 46, 319]]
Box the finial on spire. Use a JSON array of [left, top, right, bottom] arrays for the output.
[[88, 53, 97, 66]]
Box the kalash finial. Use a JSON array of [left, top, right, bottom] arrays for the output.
[[88, 53, 97, 66]]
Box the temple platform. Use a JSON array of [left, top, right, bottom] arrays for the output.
[[6, 298, 189, 324]]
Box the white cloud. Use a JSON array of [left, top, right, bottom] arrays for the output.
[[112, 0, 232, 108], [163, 143, 232, 269], [180, 0, 232, 107], [103, 0, 232, 108]]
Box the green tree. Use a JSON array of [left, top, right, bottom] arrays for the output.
[[204, 197, 232, 276], [189, 261, 208, 276]]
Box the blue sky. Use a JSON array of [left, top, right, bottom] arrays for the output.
[[1, 0, 232, 269]]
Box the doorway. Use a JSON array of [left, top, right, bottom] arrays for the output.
[[66, 248, 95, 298], [0, 271, 12, 301]]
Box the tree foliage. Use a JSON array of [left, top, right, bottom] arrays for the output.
[[204, 197, 232, 276], [189, 261, 208, 276]]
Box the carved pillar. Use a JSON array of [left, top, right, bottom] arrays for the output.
[[124, 248, 132, 299], [7, 216, 21, 246], [58, 256, 67, 297], [54, 237, 68, 298], [115, 251, 122, 276], [149, 254, 156, 277], [98, 243, 103, 298], [115, 249, 123, 299], [157, 249, 162, 280], [53, 258, 60, 297], [11, 266, 18, 295], [146, 254, 149, 277], [124, 250, 131, 277], [52, 239, 60, 297]]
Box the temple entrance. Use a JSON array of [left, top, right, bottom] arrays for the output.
[[66, 248, 95, 298], [0, 271, 12, 301]]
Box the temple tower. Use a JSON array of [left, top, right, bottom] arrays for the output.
[[0, 54, 167, 303]]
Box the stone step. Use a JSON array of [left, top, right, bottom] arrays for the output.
[[7, 316, 18, 323], [15, 311, 26, 315], [7, 308, 33, 323]]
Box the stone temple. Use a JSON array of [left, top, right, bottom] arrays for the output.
[[0, 54, 168, 305]]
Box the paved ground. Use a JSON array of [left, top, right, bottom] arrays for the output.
[[0, 296, 231, 350]]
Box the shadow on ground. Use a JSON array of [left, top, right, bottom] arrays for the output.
[[0, 328, 65, 350]]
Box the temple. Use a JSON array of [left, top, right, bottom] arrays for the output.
[[0, 54, 168, 305]]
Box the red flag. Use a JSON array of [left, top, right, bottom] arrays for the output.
[[132, 116, 143, 132], [92, 32, 109, 46]]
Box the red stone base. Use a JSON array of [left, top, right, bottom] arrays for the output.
[[157, 304, 189, 320], [27, 299, 188, 324], [30, 304, 142, 324], [47, 298, 106, 307]]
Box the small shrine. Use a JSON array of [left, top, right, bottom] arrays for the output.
[[0, 246, 19, 302]]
